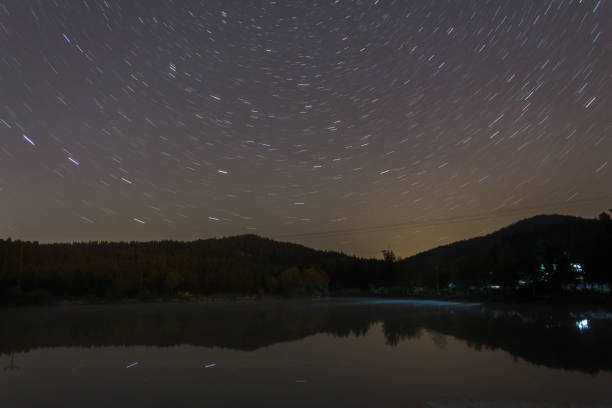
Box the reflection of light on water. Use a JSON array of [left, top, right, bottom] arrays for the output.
[[357, 299, 480, 307], [576, 319, 589, 331]]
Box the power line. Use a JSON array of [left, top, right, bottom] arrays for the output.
[[276, 195, 611, 240]]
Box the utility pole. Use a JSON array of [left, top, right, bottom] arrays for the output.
[[19, 242, 23, 279]]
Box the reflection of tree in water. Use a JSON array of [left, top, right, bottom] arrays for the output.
[[3, 353, 19, 371], [431, 332, 448, 351], [1, 301, 611, 374], [381, 306, 612, 375], [382, 318, 421, 346]]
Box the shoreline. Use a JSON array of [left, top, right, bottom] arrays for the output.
[[2, 290, 612, 311]]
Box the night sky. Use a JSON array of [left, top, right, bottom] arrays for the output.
[[1, 0, 610, 258]]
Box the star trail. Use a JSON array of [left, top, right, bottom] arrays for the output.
[[0, 0, 610, 257]]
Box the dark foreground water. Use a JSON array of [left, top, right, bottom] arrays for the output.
[[1, 298, 612, 408]]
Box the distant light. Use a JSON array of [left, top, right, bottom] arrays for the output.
[[571, 263, 583, 273], [577, 319, 589, 331]]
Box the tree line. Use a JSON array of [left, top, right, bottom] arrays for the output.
[[391, 212, 612, 297], [0, 234, 384, 304], [1, 213, 611, 305]]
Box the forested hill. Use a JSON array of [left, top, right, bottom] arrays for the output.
[[395, 213, 612, 291], [0, 234, 384, 304], [1, 213, 611, 305]]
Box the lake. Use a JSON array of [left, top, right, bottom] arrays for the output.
[[1, 298, 612, 407]]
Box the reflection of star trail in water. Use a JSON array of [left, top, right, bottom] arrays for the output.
[[1, 1, 610, 257]]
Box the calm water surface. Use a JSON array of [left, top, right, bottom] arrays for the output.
[[1, 298, 612, 407]]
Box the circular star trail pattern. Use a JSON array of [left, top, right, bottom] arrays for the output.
[[0, 0, 610, 257]]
